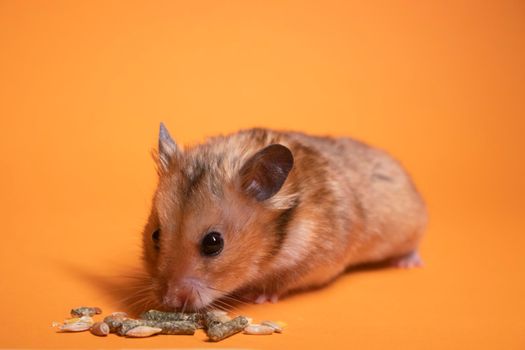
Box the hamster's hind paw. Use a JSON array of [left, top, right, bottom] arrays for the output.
[[254, 294, 279, 304], [390, 251, 423, 269]]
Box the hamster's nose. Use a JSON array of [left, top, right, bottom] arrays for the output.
[[163, 283, 196, 310], [162, 292, 182, 309]]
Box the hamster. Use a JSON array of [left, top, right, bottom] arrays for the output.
[[141, 123, 427, 310]]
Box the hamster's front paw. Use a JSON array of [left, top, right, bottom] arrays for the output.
[[241, 292, 279, 304]]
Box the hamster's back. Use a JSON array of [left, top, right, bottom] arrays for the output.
[[287, 131, 427, 266]]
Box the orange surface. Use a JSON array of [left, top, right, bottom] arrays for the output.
[[1, 1, 524, 349]]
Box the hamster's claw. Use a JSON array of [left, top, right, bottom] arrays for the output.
[[390, 251, 423, 269]]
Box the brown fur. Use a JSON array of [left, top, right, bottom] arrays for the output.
[[141, 127, 427, 310]]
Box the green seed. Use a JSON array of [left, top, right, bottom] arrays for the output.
[[125, 326, 163, 337]]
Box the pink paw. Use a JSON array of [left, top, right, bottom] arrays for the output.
[[391, 251, 423, 269], [254, 294, 279, 304]]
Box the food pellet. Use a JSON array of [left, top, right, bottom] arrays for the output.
[[158, 321, 198, 335], [71, 306, 102, 317], [125, 326, 163, 338], [244, 324, 275, 335], [206, 316, 250, 342], [204, 311, 224, 329], [140, 309, 204, 326], [117, 319, 197, 336]]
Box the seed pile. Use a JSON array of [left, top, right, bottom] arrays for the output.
[[52, 306, 286, 342]]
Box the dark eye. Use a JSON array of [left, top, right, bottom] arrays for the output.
[[201, 231, 224, 256], [152, 229, 160, 250]]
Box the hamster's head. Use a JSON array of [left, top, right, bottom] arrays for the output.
[[141, 124, 295, 311]]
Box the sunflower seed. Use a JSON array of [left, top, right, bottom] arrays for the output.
[[243, 324, 275, 335], [125, 326, 163, 337], [55, 316, 94, 332], [261, 320, 286, 333]]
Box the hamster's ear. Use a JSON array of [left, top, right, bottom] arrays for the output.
[[239, 144, 294, 201], [158, 122, 179, 172]]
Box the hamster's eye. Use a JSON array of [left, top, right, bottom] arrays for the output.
[[152, 229, 160, 250], [201, 231, 224, 257]]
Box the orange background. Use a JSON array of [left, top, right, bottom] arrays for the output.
[[1, 1, 524, 349]]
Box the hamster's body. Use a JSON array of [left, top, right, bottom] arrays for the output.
[[142, 126, 427, 309]]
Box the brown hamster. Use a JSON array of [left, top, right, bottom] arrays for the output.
[[141, 124, 427, 310]]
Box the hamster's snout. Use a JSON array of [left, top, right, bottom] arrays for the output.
[[162, 277, 210, 311], [162, 287, 191, 309]]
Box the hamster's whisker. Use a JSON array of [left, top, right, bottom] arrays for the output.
[[209, 301, 229, 313], [212, 298, 245, 315], [121, 285, 155, 298], [124, 298, 146, 309], [218, 293, 251, 306], [99, 281, 152, 294], [121, 297, 150, 314], [196, 290, 205, 310], [109, 275, 159, 314], [199, 301, 212, 314], [181, 294, 189, 314], [203, 285, 252, 306], [213, 299, 231, 309], [117, 273, 152, 280], [115, 288, 152, 304]]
